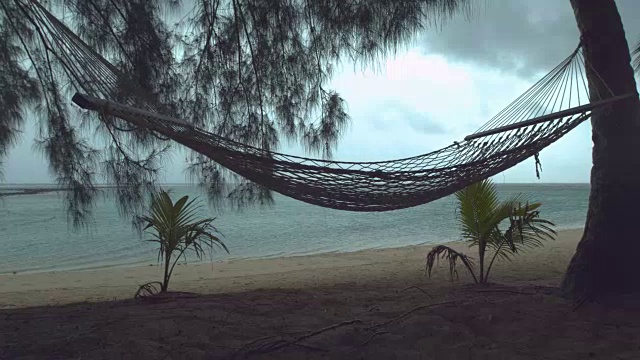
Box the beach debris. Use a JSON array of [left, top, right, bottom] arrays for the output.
[[134, 281, 163, 300]]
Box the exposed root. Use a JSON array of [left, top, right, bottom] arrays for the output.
[[239, 300, 462, 357], [573, 295, 590, 311], [475, 289, 534, 295], [296, 319, 363, 343], [238, 298, 474, 356], [403, 285, 434, 298], [360, 330, 389, 347], [239, 319, 363, 357], [368, 301, 457, 330], [290, 343, 329, 352]]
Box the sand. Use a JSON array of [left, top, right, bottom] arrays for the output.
[[0, 229, 582, 309], [3, 228, 640, 359]]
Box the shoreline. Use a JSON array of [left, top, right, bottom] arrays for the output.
[[0, 229, 583, 308], [4, 226, 639, 360], [1, 225, 585, 276]]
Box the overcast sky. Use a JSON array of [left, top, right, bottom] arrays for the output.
[[4, 0, 640, 184]]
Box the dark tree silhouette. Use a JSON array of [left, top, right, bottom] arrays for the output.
[[1, 0, 639, 297], [560, 0, 640, 298], [0, 0, 470, 225]]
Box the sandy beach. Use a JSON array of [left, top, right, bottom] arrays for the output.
[[0, 229, 582, 308], [3, 228, 640, 359]]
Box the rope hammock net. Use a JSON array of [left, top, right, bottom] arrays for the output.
[[18, 0, 635, 211]]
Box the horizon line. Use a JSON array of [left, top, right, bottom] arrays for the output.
[[0, 182, 591, 186]]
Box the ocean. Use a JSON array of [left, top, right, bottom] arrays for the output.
[[0, 183, 589, 274]]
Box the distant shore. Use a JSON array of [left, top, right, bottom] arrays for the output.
[[0, 188, 64, 196], [0, 185, 123, 197], [0, 229, 583, 309]]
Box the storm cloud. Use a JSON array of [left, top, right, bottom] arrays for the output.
[[5, 0, 639, 183], [368, 100, 447, 134], [421, 0, 640, 77]]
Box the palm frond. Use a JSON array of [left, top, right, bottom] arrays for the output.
[[455, 179, 499, 246], [426, 245, 477, 283], [440, 179, 558, 284], [140, 189, 228, 292], [134, 281, 163, 300], [484, 202, 556, 280]]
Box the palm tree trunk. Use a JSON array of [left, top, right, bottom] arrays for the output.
[[162, 252, 171, 292], [479, 243, 485, 283], [561, 0, 640, 297]]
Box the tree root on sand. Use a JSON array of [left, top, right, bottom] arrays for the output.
[[360, 330, 389, 347], [402, 285, 434, 298], [474, 289, 534, 295], [237, 319, 363, 357], [237, 300, 460, 357], [367, 301, 457, 330]]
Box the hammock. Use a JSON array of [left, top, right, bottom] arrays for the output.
[[17, 0, 635, 211]]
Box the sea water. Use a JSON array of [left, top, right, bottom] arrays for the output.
[[0, 183, 588, 274]]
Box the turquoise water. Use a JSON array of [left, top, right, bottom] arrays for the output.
[[0, 183, 589, 274]]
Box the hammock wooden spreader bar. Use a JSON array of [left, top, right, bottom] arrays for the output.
[[15, 0, 633, 211], [464, 94, 634, 141]]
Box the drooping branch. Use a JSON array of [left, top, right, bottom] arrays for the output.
[[1, 0, 472, 225]]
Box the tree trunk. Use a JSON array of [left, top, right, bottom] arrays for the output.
[[479, 243, 485, 283], [162, 252, 171, 292], [561, 0, 640, 297]]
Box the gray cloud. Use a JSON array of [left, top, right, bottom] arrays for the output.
[[406, 114, 446, 134], [369, 101, 447, 135], [421, 0, 640, 77]]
